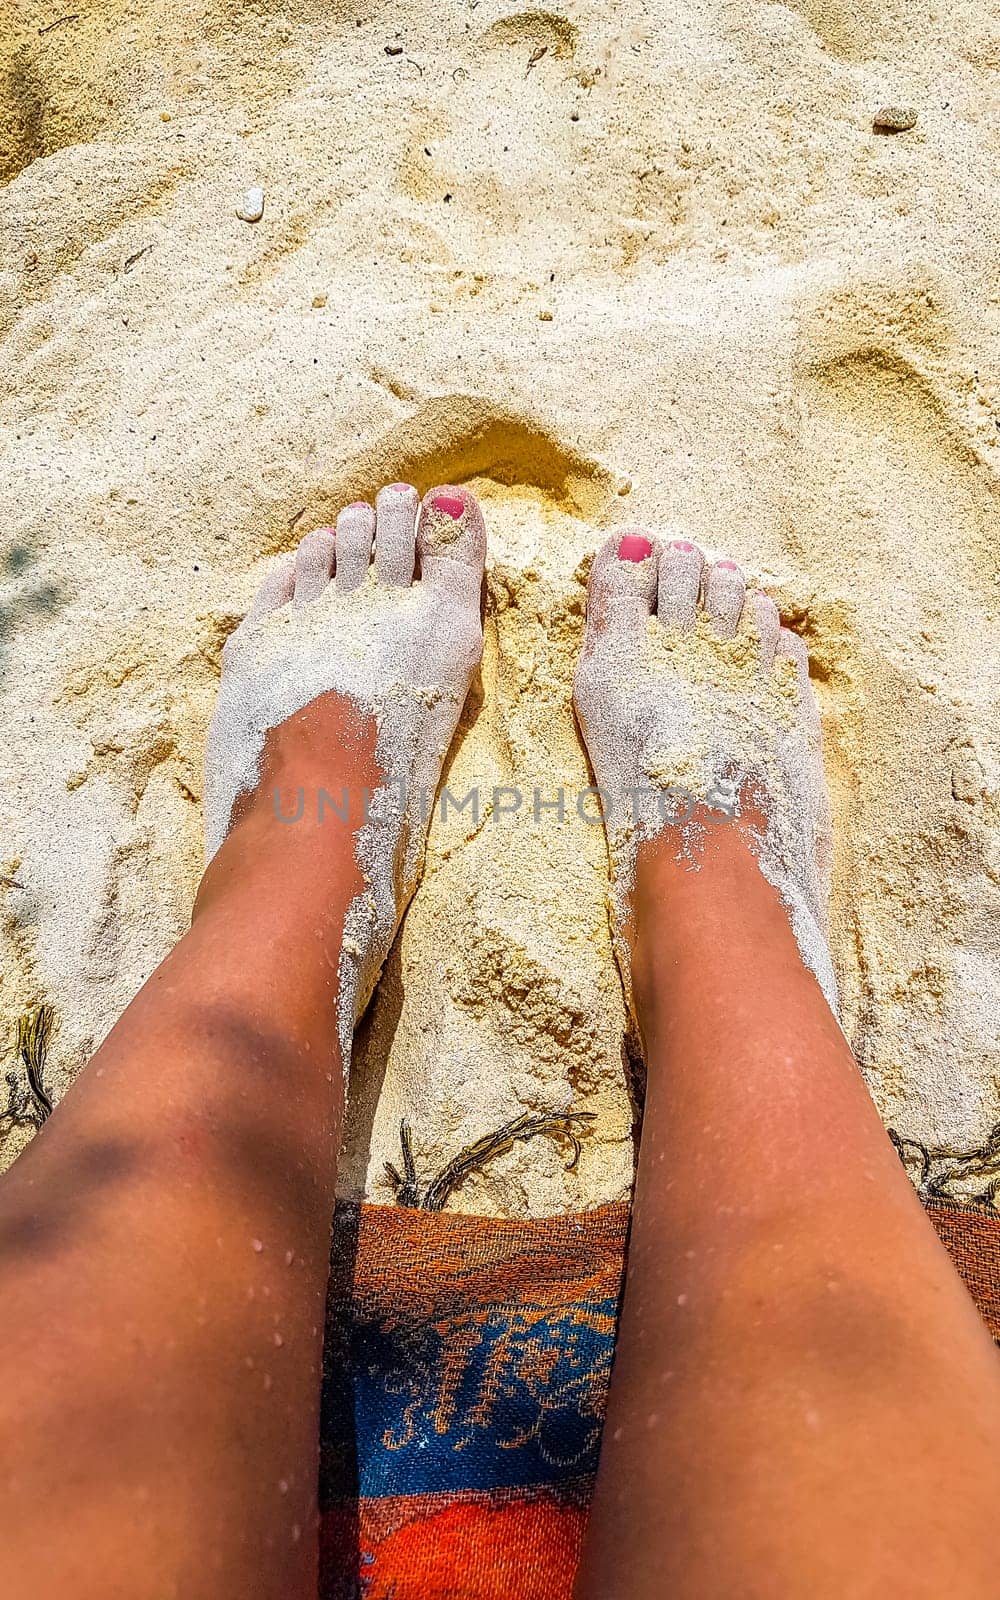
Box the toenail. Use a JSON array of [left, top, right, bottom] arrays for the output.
[[670, 540, 695, 552], [716, 560, 739, 571], [348, 501, 369, 510], [388, 482, 411, 493], [618, 534, 653, 563], [430, 494, 466, 520]]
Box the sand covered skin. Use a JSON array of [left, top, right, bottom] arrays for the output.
[[2, 0, 999, 1212], [571, 550, 838, 1020], [204, 486, 488, 1076]]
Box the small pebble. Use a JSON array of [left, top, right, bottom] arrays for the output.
[[237, 186, 265, 223], [538, 308, 554, 322], [873, 105, 918, 132], [385, 43, 403, 56], [312, 294, 328, 309]]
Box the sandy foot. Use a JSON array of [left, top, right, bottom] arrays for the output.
[[573, 530, 838, 1014], [204, 482, 487, 1064]]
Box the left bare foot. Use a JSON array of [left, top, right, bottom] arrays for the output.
[[203, 482, 487, 1058]]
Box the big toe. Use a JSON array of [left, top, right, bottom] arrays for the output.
[[416, 487, 487, 602], [583, 530, 660, 648]]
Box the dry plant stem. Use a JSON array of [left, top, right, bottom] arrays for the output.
[[0, 695, 374, 1600], [576, 816, 1000, 1600]]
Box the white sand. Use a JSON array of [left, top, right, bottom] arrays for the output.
[[2, 0, 999, 1212]]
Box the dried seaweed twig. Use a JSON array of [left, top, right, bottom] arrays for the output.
[[889, 1122, 1000, 1210], [1, 1004, 55, 1134], [384, 1120, 421, 1208], [386, 1110, 596, 1211], [38, 13, 79, 35]]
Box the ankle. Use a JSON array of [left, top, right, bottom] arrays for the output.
[[205, 687, 387, 862], [627, 817, 791, 1009], [193, 771, 363, 929], [627, 816, 838, 1048]]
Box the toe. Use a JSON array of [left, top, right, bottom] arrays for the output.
[[293, 526, 336, 605], [657, 539, 704, 631], [584, 530, 660, 646], [375, 483, 419, 586], [747, 591, 781, 670], [776, 626, 821, 736], [416, 486, 487, 603], [334, 501, 376, 593], [245, 552, 295, 624], [704, 558, 746, 639]]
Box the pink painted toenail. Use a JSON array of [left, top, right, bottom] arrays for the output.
[[618, 534, 653, 563], [348, 501, 369, 510], [389, 482, 411, 492], [670, 540, 695, 552], [717, 559, 739, 571], [431, 494, 466, 519]]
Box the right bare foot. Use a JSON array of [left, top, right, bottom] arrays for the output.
[[573, 530, 838, 1013]]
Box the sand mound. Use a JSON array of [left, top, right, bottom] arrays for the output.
[[2, 0, 999, 1212]]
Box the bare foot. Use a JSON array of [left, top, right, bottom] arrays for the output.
[[573, 530, 837, 1013], [204, 483, 487, 1062]]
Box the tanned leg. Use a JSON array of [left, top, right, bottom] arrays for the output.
[[0, 484, 487, 1600], [573, 531, 1000, 1600]]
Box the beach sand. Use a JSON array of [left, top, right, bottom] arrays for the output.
[[2, 0, 999, 1212]]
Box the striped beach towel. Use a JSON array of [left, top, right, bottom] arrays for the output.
[[319, 1198, 1000, 1598]]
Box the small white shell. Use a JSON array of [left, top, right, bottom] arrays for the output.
[[236, 186, 265, 223]]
